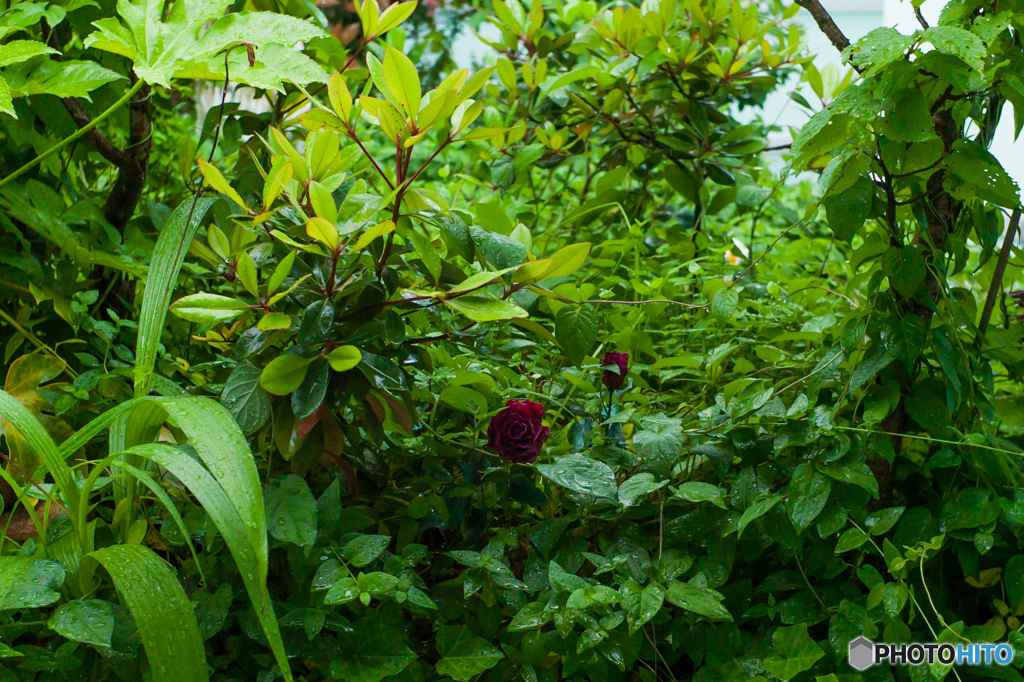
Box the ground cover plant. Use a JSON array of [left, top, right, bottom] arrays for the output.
[[2, 0, 1024, 680]]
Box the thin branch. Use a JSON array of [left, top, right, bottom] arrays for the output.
[[914, 6, 930, 29], [794, 0, 860, 71], [61, 97, 126, 167], [977, 208, 1022, 347]]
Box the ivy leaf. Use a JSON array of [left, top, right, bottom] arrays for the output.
[[555, 304, 599, 366], [0, 557, 65, 610], [220, 362, 271, 436], [537, 455, 617, 500], [264, 474, 318, 547], [342, 535, 391, 566], [330, 617, 416, 682], [664, 580, 733, 621], [711, 289, 738, 323], [435, 625, 505, 682], [943, 139, 1021, 208], [49, 600, 115, 648], [822, 177, 873, 242], [788, 463, 831, 532], [633, 414, 685, 476], [761, 624, 825, 681], [444, 297, 529, 323], [618, 473, 667, 507]]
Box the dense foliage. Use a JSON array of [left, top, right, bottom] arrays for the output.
[[2, 0, 1024, 681]]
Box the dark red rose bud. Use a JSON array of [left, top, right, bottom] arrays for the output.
[[487, 400, 549, 464], [601, 352, 630, 391]]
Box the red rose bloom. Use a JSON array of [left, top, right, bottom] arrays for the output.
[[487, 400, 549, 464], [601, 352, 630, 391]]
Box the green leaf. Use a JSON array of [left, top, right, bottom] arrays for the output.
[[49, 599, 114, 648], [222, 366, 278, 436], [0, 557, 64, 610], [761, 624, 825, 681], [788, 463, 831, 532], [834, 528, 868, 553], [85, 0, 327, 89], [711, 289, 738, 323], [822, 177, 873, 242], [342, 534, 391, 566], [134, 196, 218, 394], [555, 304, 598, 366], [618, 473, 667, 507], [326, 345, 362, 371], [0, 391, 81, 528], [0, 40, 58, 68], [265, 474, 318, 547], [943, 139, 1021, 208], [664, 580, 733, 621], [169, 292, 247, 323], [330, 617, 416, 682], [4, 60, 124, 99], [841, 27, 914, 76], [469, 225, 527, 269], [81, 544, 209, 682], [260, 355, 314, 395], [882, 246, 926, 297], [444, 296, 529, 322], [672, 481, 728, 510], [922, 26, 986, 72], [537, 455, 617, 500], [864, 507, 904, 535], [728, 494, 782, 537], [383, 46, 420, 117], [435, 625, 505, 682], [198, 160, 246, 208]]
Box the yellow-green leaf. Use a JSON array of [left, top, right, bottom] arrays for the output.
[[257, 313, 292, 331], [169, 293, 247, 324], [198, 160, 246, 209], [260, 356, 314, 395], [326, 346, 362, 371], [328, 71, 353, 122], [383, 46, 421, 117], [236, 252, 259, 298], [444, 296, 529, 322], [267, 251, 297, 297], [354, 220, 395, 251], [307, 217, 340, 250], [376, 0, 417, 35]]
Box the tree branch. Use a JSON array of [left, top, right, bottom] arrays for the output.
[[977, 208, 1022, 346], [794, 0, 855, 58], [102, 73, 152, 228], [61, 97, 126, 167]]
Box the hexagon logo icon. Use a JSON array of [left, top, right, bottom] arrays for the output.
[[848, 636, 875, 671]]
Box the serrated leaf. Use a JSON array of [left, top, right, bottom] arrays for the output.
[[555, 304, 598, 366], [537, 455, 617, 499]]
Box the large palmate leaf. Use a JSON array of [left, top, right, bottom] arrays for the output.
[[84, 0, 328, 89], [81, 545, 208, 682]]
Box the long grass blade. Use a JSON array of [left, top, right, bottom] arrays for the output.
[[0, 390, 80, 532], [81, 544, 209, 682]]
